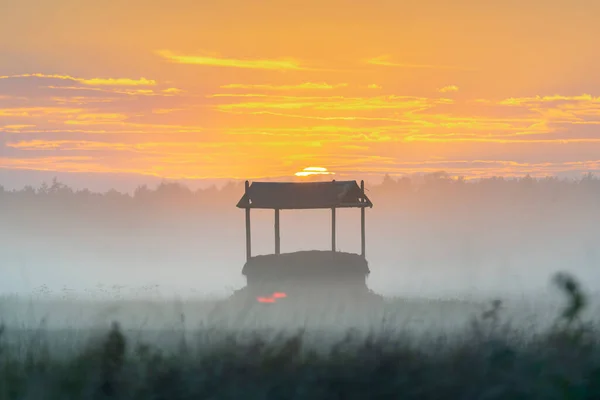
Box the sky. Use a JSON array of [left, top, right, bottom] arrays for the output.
[[2, 0, 600, 191]]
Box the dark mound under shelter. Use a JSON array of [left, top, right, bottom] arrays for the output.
[[242, 250, 370, 283]]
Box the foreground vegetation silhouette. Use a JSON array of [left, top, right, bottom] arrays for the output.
[[1, 272, 600, 399]]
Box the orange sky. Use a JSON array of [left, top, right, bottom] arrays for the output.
[[1, 0, 600, 187]]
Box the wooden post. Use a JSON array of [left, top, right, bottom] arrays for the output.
[[274, 209, 280, 254], [245, 180, 251, 261], [331, 207, 336, 252], [360, 180, 366, 258]]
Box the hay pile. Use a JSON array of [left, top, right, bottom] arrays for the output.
[[242, 250, 370, 281]]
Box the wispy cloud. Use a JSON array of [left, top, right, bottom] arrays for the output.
[[6, 140, 220, 152], [1, 124, 36, 131], [156, 50, 305, 70], [214, 95, 440, 112], [0, 156, 97, 173], [495, 94, 600, 125], [162, 87, 185, 94], [44, 85, 185, 97], [76, 78, 156, 86], [0, 106, 83, 117], [0, 73, 156, 86], [44, 85, 158, 97], [6, 140, 129, 151], [216, 110, 408, 122], [439, 85, 459, 93], [498, 94, 600, 106], [403, 134, 600, 144], [220, 82, 347, 90], [4, 68, 600, 181], [366, 55, 475, 71], [0, 104, 206, 133], [5, 139, 335, 155]]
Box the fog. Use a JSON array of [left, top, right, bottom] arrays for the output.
[[1, 174, 599, 302]]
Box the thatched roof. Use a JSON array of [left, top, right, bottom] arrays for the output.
[[236, 181, 372, 210], [242, 250, 370, 280]]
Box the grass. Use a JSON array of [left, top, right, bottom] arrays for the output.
[[2, 272, 600, 399]]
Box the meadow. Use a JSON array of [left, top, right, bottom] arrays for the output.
[[1, 274, 600, 399], [2, 174, 600, 398]]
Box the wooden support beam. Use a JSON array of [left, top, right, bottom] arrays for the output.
[[360, 180, 366, 258], [331, 207, 336, 252], [274, 208, 280, 254], [245, 180, 251, 261]]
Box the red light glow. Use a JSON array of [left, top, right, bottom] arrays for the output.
[[256, 292, 288, 303], [257, 297, 276, 303]]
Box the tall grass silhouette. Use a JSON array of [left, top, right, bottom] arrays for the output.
[[1, 272, 600, 399]]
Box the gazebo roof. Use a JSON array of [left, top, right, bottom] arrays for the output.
[[236, 180, 373, 210]]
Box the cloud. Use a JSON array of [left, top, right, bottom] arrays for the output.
[[224, 125, 387, 135], [438, 85, 459, 93], [207, 94, 354, 100], [5, 140, 230, 153], [495, 94, 600, 125], [498, 94, 600, 106], [44, 85, 158, 97], [214, 95, 439, 112], [0, 73, 156, 87], [50, 96, 117, 105], [0, 156, 97, 173], [6, 140, 129, 151], [281, 156, 600, 180], [162, 88, 185, 94], [219, 128, 394, 144], [217, 109, 411, 122], [402, 134, 600, 144], [220, 82, 348, 90], [79, 78, 156, 87], [367, 84, 382, 89], [0, 106, 83, 117], [1, 124, 36, 131], [366, 55, 475, 71], [155, 50, 305, 70], [63, 112, 129, 125], [151, 108, 185, 115], [0, 74, 187, 106], [4, 69, 600, 181], [0, 103, 206, 133]]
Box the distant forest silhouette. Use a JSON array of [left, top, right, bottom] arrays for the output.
[[3, 171, 600, 248], [2, 172, 600, 218], [2, 171, 600, 297]]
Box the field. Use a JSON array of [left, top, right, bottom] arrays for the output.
[[2, 275, 600, 399], [3, 177, 600, 397]]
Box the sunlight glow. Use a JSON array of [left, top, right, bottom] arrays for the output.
[[295, 167, 335, 177]]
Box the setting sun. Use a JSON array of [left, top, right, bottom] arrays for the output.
[[295, 167, 335, 177]]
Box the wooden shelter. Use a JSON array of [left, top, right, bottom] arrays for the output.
[[236, 180, 373, 261]]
